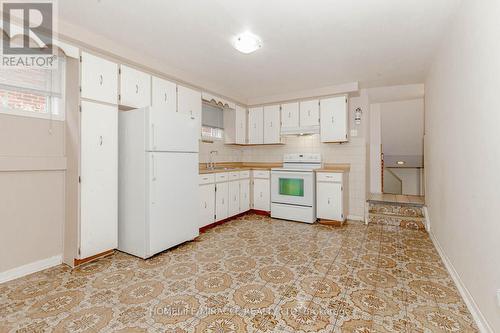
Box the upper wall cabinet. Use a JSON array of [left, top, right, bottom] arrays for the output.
[[119, 65, 151, 109], [248, 107, 264, 144], [224, 105, 247, 144], [147, 76, 177, 151], [263, 104, 281, 144], [177, 85, 202, 146], [281, 102, 299, 129], [300, 99, 320, 127], [320, 95, 348, 143], [80, 52, 118, 105]]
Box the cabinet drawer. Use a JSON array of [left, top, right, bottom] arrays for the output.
[[253, 170, 270, 179], [239, 170, 250, 179], [199, 174, 215, 185], [316, 172, 343, 182], [215, 172, 230, 183], [228, 172, 240, 180]]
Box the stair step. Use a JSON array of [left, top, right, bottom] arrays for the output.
[[369, 203, 424, 218], [368, 213, 426, 230]]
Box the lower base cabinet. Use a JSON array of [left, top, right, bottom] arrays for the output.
[[228, 180, 240, 217], [316, 172, 348, 222], [252, 170, 271, 211], [215, 181, 229, 221], [240, 178, 250, 212], [199, 183, 215, 227]]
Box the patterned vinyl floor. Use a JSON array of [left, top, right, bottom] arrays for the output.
[[0, 214, 478, 332]]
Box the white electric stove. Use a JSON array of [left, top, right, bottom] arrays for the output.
[[271, 153, 322, 223]]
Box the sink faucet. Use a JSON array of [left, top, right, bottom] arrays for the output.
[[208, 150, 217, 169]]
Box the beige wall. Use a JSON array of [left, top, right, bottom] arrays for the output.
[[425, 0, 500, 331], [0, 115, 66, 274]]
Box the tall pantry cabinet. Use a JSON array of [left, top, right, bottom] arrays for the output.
[[64, 52, 119, 266]]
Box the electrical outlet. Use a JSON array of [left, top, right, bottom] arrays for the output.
[[350, 129, 358, 137]]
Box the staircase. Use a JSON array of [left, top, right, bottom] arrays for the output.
[[367, 197, 426, 230]]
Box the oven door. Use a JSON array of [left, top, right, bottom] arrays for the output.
[[271, 170, 314, 207]]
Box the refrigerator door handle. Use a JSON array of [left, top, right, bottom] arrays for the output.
[[151, 123, 156, 150], [152, 155, 156, 181]]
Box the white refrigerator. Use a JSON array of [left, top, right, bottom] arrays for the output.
[[118, 106, 199, 259]]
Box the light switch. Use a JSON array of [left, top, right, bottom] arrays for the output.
[[350, 129, 358, 137]]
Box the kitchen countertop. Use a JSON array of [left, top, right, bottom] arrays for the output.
[[199, 162, 350, 174]]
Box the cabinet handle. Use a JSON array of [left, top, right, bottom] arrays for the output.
[[308, 110, 311, 116], [99, 74, 103, 86], [190, 110, 195, 120], [288, 111, 291, 118], [260, 192, 263, 198], [99, 135, 103, 146], [135, 84, 139, 94], [164, 93, 167, 102], [332, 116, 334, 123], [222, 198, 224, 204], [328, 198, 331, 204], [204, 202, 207, 209], [254, 123, 256, 129], [270, 121, 272, 128]]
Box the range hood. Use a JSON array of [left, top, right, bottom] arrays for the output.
[[281, 125, 319, 136]]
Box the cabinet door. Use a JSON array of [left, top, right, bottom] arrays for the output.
[[177, 85, 202, 152], [80, 101, 118, 258], [248, 107, 264, 144], [119, 65, 151, 109], [317, 182, 343, 221], [300, 99, 320, 127], [215, 182, 229, 221], [235, 105, 247, 144], [80, 52, 118, 105], [320, 96, 348, 143], [148, 77, 177, 151], [253, 178, 270, 211], [200, 184, 215, 227], [228, 181, 240, 217], [239, 179, 250, 212], [281, 102, 299, 128], [264, 104, 281, 144]]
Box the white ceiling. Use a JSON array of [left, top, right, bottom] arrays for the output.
[[58, 0, 458, 103]]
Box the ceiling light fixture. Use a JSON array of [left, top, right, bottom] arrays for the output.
[[233, 32, 262, 54]]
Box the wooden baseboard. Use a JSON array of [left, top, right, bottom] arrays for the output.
[[250, 209, 271, 216], [73, 249, 114, 267], [318, 219, 345, 227]]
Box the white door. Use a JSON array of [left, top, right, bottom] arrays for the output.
[[248, 107, 264, 144], [119, 65, 151, 109], [200, 184, 215, 227], [235, 105, 247, 144], [253, 178, 270, 211], [317, 182, 343, 221], [239, 179, 250, 212], [147, 77, 177, 151], [320, 96, 348, 143], [80, 101, 118, 258], [228, 181, 240, 217], [80, 52, 118, 105], [215, 182, 229, 221], [264, 104, 281, 144], [177, 85, 201, 152], [281, 102, 299, 128], [148, 152, 199, 256], [300, 99, 320, 127]]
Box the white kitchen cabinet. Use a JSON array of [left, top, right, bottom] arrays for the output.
[[200, 183, 215, 227], [80, 101, 118, 259], [235, 105, 247, 144], [253, 170, 270, 211], [147, 76, 177, 151], [316, 172, 348, 223], [240, 178, 250, 212], [320, 96, 348, 143], [248, 107, 264, 144], [281, 102, 299, 129], [263, 104, 281, 144], [228, 180, 240, 217], [177, 85, 202, 151], [300, 99, 320, 127], [215, 181, 229, 221], [80, 52, 118, 105], [119, 65, 151, 109]]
